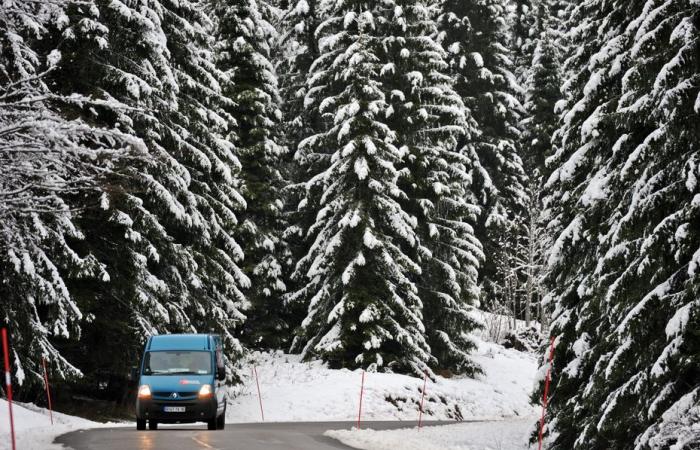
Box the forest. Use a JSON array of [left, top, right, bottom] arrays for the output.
[[1, 0, 698, 447]]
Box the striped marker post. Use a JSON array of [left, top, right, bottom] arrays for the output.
[[2, 328, 17, 450], [538, 336, 556, 450], [42, 357, 54, 425], [417, 369, 428, 430], [357, 370, 365, 430], [252, 366, 264, 422]]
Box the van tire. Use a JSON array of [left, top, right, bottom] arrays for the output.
[[207, 418, 217, 430], [136, 419, 146, 430], [217, 410, 225, 430], [148, 420, 158, 430]]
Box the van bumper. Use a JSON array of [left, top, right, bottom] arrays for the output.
[[136, 397, 218, 423]]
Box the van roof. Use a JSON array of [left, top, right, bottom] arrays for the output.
[[147, 334, 215, 351]]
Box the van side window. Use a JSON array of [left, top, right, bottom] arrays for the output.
[[216, 348, 224, 370]]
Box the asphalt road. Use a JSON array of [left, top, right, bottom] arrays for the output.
[[56, 421, 450, 450]]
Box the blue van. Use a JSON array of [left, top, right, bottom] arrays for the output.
[[134, 334, 227, 430]]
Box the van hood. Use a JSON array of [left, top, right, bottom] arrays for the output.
[[140, 374, 213, 393]]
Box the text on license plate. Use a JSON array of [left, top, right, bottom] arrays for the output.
[[163, 406, 186, 413]]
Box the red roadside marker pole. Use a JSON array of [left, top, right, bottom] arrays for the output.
[[538, 336, 556, 450], [357, 370, 365, 430], [417, 369, 428, 430], [252, 366, 264, 422], [42, 357, 54, 425], [2, 328, 17, 450]]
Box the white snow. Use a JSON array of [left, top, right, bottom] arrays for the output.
[[581, 169, 610, 206], [1, 339, 537, 449], [665, 301, 694, 337], [226, 338, 538, 423], [325, 418, 535, 450], [0, 400, 115, 450]]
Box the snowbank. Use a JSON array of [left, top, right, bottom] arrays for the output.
[[0, 399, 111, 450], [227, 339, 539, 423], [326, 418, 536, 450]]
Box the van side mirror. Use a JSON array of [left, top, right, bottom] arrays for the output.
[[217, 366, 226, 381], [129, 366, 139, 382]]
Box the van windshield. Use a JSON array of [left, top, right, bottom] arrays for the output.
[[143, 351, 212, 375]]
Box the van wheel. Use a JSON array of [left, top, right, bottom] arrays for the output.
[[136, 419, 146, 430], [207, 418, 217, 430], [148, 420, 158, 430]]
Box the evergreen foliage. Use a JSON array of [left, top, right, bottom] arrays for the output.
[[278, 0, 325, 321], [278, 0, 322, 152], [49, 0, 250, 382], [0, 0, 139, 386], [519, 0, 562, 175], [377, 0, 484, 374], [538, 0, 700, 447], [290, 0, 433, 375], [5, 2, 699, 443], [439, 0, 530, 315], [212, 0, 290, 349]]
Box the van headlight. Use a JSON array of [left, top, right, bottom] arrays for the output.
[[198, 384, 213, 398], [138, 384, 152, 398]]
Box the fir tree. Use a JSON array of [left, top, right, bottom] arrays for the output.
[[519, 0, 562, 175], [211, 0, 289, 349], [278, 0, 325, 327], [278, 0, 322, 151], [538, 0, 700, 448], [51, 0, 250, 381], [377, 0, 485, 374], [290, 0, 432, 375], [510, 0, 535, 83], [439, 0, 530, 315], [0, 0, 139, 386]]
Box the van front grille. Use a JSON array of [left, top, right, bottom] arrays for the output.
[[152, 391, 198, 400]]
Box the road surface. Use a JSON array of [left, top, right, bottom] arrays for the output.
[[56, 421, 451, 450]]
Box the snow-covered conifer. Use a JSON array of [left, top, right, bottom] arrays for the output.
[[212, 0, 290, 349], [519, 0, 562, 175], [377, 0, 485, 374], [290, 0, 432, 375], [439, 0, 530, 314], [539, 0, 700, 447], [278, 0, 322, 150], [52, 0, 250, 379], [0, 0, 139, 385]]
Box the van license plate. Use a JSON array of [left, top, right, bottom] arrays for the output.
[[163, 406, 186, 413]]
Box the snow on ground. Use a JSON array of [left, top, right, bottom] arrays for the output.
[[0, 399, 115, 450], [1, 314, 539, 449], [326, 418, 536, 450], [227, 338, 539, 423]]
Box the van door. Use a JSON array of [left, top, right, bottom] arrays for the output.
[[214, 338, 226, 413]]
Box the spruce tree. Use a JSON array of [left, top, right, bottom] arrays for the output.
[[212, 0, 289, 349], [510, 0, 535, 83], [278, 0, 322, 151], [51, 0, 250, 380], [278, 0, 325, 325], [538, 0, 700, 448], [439, 0, 530, 315], [519, 0, 562, 175], [377, 0, 485, 374], [290, 0, 432, 374], [0, 0, 142, 386]]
